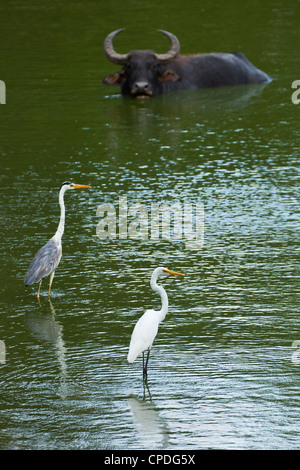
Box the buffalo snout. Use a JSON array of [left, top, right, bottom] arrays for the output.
[[131, 81, 153, 98]]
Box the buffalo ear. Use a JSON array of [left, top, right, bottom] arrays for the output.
[[102, 71, 125, 86], [159, 69, 180, 82]]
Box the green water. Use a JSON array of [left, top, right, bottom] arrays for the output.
[[0, 0, 299, 450]]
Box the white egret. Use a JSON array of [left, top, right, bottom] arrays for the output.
[[24, 181, 90, 299], [127, 267, 185, 379]]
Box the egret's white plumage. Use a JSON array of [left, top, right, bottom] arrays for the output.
[[127, 266, 184, 378], [127, 309, 161, 364]]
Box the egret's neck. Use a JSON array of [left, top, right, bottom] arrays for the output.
[[54, 188, 66, 241], [151, 277, 169, 321]]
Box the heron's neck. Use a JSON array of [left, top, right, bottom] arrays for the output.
[[54, 188, 66, 241], [151, 279, 169, 321]]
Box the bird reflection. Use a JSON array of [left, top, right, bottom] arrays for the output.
[[143, 378, 153, 401], [25, 299, 68, 397], [128, 389, 169, 448]]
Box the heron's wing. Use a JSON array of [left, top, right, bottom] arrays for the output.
[[24, 238, 62, 286]]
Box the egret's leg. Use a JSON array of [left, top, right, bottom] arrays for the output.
[[48, 271, 55, 298], [37, 280, 42, 299], [143, 347, 151, 379]]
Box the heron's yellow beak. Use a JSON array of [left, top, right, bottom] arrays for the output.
[[71, 184, 91, 189], [163, 269, 185, 276]]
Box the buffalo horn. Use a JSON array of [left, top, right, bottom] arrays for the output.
[[103, 29, 129, 65], [104, 29, 180, 65], [155, 30, 180, 64]]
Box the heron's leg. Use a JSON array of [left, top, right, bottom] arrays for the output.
[[37, 280, 42, 299], [48, 271, 55, 298]]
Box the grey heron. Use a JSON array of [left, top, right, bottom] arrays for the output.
[[127, 267, 184, 379], [24, 181, 90, 299]]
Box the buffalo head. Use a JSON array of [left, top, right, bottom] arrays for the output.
[[102, 29, 181, 98]]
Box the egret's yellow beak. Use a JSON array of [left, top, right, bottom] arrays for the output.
[[163, 269, 185, 276], [71, 184, 91, 189]]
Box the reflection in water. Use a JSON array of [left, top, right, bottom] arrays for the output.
[[128, 382, 169, 449], [102, 83, 269, 158], [25, 300, 68, 398]]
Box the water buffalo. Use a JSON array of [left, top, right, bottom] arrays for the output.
[[102, 29, 271, 99]]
